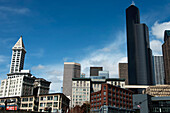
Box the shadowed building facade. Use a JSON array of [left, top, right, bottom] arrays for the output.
[[63, 62, 81, 99], [126, 4, 154, 86], [90, 67, 103, 76], [119, 63, 128, 85], [153, 56, 165, 85], [162, 30, 170, 84]]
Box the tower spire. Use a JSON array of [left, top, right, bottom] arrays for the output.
[[10, 36, 26, 73], [131, 1, 135, 5]]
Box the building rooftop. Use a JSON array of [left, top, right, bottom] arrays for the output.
[[64, 62, 80, 66], [152, 96, 170, 101], [164, 30, 170, 41], [12, 36, 26, 51]]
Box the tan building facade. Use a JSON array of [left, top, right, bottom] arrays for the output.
[[145, 85, 170, 97], [119, 63, 128, 85], [38, 93, 70, 113], [20, 96, 36, 111]]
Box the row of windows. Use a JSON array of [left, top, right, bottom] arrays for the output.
[[22, 97, 33, 102], [40, 96, 58, 101]]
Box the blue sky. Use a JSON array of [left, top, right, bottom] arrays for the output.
[[0, 0, 170, 92]]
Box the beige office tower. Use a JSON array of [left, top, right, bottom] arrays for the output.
[[63, 62, 81, 99], [119, 63, 128, 85]]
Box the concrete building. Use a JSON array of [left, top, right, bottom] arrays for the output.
[[90, 67, 103, 76], [133, 94, 152, 113], [133, 94, 170, 113], [90, 83, 133, 113], [10, 36, 26, 73], [119, 63, 128, 85], [72, 78, 91, 107], [63, 62, 81, 99], [0, 36, 50, 98], [162, 30, 170, 84], [33, 78, 51, 96], [153, 56, 165, 85], [0, 37, 35, 97], [38, 93, 70, 113], [0, 72, 35, 97], [71, 77, 125, 108], [126, 4, 154, 86], [145, 85, 170, 97], [20, 95, 36, 111], [99, 71, 109, 79], [0, 96, 20, 110]]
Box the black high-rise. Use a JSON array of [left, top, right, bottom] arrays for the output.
[[126, 5, 154, 86]]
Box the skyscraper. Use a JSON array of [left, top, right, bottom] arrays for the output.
[[153, 56, 165, 85], [90, 67, 103, 76], [0, 36, 35, 97], [10, 36, 26, 73], [162, 30, 170, 84], [126, 4, 154, 85], [63, 62, 81, 98], [119, 63, 128, 85]]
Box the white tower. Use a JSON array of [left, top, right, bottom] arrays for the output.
[[10, 36, 26, 73]]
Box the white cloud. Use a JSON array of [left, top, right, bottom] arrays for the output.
[[151, 21, 170, 40], [79, 31, 127, 78], [32, 64, 45, 70], [150, 40, 163, 55], [31, 64, 63, 93], [0, 6, 30, 14], [31, 31, 127, 93]]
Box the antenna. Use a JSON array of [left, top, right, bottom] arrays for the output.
[[131, 1, 135, 5]]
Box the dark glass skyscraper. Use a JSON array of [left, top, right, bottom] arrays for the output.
[[162, 30, 170, 84], [126, 4, 154, 85]]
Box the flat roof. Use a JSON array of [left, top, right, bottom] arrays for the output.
[[152, 96, 170, 101], [64, 62, 80, 66], [72, 78, 91, 80]]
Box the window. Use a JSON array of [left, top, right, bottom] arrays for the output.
[[53, 102, 58, 107], [29, 97, 33, 101], [104, 86, 106, 90], [47, 102, 52, 107], [54, 96, 58, 101], [22, 104, 28, 107], [29, 103, 32, 107], [22, 98, 28, 102], [104, 92, 106, 95]]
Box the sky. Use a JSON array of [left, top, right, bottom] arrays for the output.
[[0, 0, 170, 92]]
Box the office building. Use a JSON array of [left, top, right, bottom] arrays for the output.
[[0, 37, 35, 97], [33, 78, 51, 96], [145, 85, 170, 97], [38, 93, 70, 113], [20, 95, 37, 111], [0, 36, 50, 98], [133, 94, 170, 113], [90, 67, 103, 76], [71, 77, 125, 108], [0, 93, 70, 112], [72, 78, 91, 107], [9, 36, 26, 73], [153, 56, 165, 85], [119, 63, 128, 85], [63, 62, 81, 98], [90, 83, 133, 113], [99, 71, 109, 78], [162, 30, 170, 84], [126, 4, 154, 85]]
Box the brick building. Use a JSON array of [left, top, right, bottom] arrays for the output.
[[90, 83, 133, 113]]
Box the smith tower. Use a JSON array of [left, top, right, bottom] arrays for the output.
[[126, 4, 154, 85], [10, 36, 26, 73]]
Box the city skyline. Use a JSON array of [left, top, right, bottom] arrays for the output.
[[0, 0, 170, 92]]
